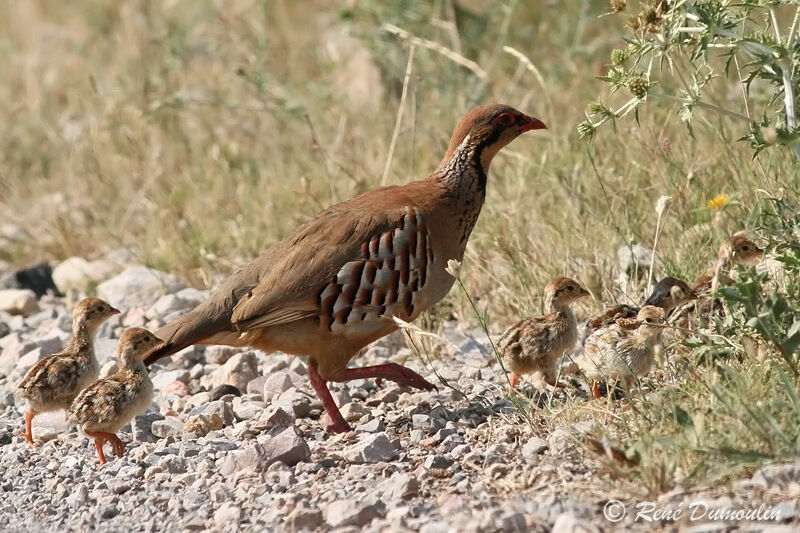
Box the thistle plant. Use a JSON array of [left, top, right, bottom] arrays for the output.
[[579, 0, 800, 159]]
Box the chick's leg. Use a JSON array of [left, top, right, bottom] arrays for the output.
[[85, 431, 120, 464], [509, 373, 520, 388], [23, 409, 37, 446]]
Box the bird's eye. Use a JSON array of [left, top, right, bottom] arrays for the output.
[[741, 245, 749, 251], [567, 286, 574, 291], [497, 112, 516, 126], [97, 306, 105, 312], [645, 318, 653, 323], [144, 336, 151, 342]]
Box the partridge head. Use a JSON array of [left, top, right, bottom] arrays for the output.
[[72, 298, 120, 333], [644, 277, 696, 314]]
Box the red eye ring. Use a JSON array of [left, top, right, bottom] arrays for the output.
[[497, 112, 516, 126]]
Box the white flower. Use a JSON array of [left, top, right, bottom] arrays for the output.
[[445, 259, 462, 278], [655, 195, 672, 217]]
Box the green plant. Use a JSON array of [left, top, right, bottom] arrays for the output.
[[580, 1, 800, 159]]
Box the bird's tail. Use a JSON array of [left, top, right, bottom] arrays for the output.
[[144, 308, 223, 366]]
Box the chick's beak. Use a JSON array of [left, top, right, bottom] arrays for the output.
[[109, 307, 121, 315], [519, 114, 547, 133], [579, 287, 591, 297]]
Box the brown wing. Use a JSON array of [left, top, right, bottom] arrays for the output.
[[67, 373, 143, 426], [18, 351, 82, 402], [231, 193, 436, 332], [586, 304, 639, 336]]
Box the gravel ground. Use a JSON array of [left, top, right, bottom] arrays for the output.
[[0, 257, 798, 532]]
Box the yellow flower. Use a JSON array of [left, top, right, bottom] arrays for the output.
[[706, 194, 729, 210]]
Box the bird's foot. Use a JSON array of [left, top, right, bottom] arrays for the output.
[[341, 363, 437, 392], [325, 419, 354, 434], [591, 381, 602, 399], [509, 372, 520, 388]]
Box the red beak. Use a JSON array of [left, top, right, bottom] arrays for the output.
[[519, 115, 547, 132]]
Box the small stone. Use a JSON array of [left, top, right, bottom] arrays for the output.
[[161, 380, 191, 397], [355, 418, 384, 433], [423, 455, 453, 470], [151, 369, 190, 390], [52, 257, 119, 294], [551, 512, 599, 533], [262, 372, 294, 400], [214, 502, 242, 527], [205, 346, 241, 365], [286, 507, 323, 531], [189, 400, 235, 426], [184, 414, 224, 436], [247, 375, 268, 395], [97, 266, 184, 310], [0, 289, 38, 316], [251, 405, 296, 432], [340, 402, 368, 422], [210, 351, 259, 392], [235, 426, 310, 471], [343, 432, 398, 464], [152, 417, 184, 439], [379, 473, 419, 500], [232, 398, 263, 421], [275, 389, 311, 418], [99, 504, 119, 519], [324, 499, 385, 528], [132, 411, 165, 442], [522, 437, 548, 458]]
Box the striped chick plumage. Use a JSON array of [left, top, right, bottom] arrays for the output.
[[16, 298, 119, 446], [68, 328, 160, 464]]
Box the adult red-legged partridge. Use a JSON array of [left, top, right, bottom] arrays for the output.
[[68, 328, 161, 464], [579, 305, 665, 398], [498, 277, 589, 388], [16, 298, 119, 446], [144, 104, 546, 433]]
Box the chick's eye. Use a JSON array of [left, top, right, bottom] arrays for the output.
[[97, 306, 105, 312], [497, 112, 516, 126], [741, 245, 749, 251]]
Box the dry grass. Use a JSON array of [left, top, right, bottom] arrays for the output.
[[2, 0, 799, 496]]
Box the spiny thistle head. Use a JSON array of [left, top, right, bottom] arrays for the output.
[[610, 0, 627, 13], [577, 121, 596, 140], [627, 76, 650, 99], [610, 48, 628, 65]]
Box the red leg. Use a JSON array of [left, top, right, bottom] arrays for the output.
[[329, 363, 437, 392], [86, 431, 121, 464], [91, 437, 107, 465], [510, 372, 520, 388], [591, 381, 602, 399], [23, 409, 36, 446], [308, 365, 352, 434]]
